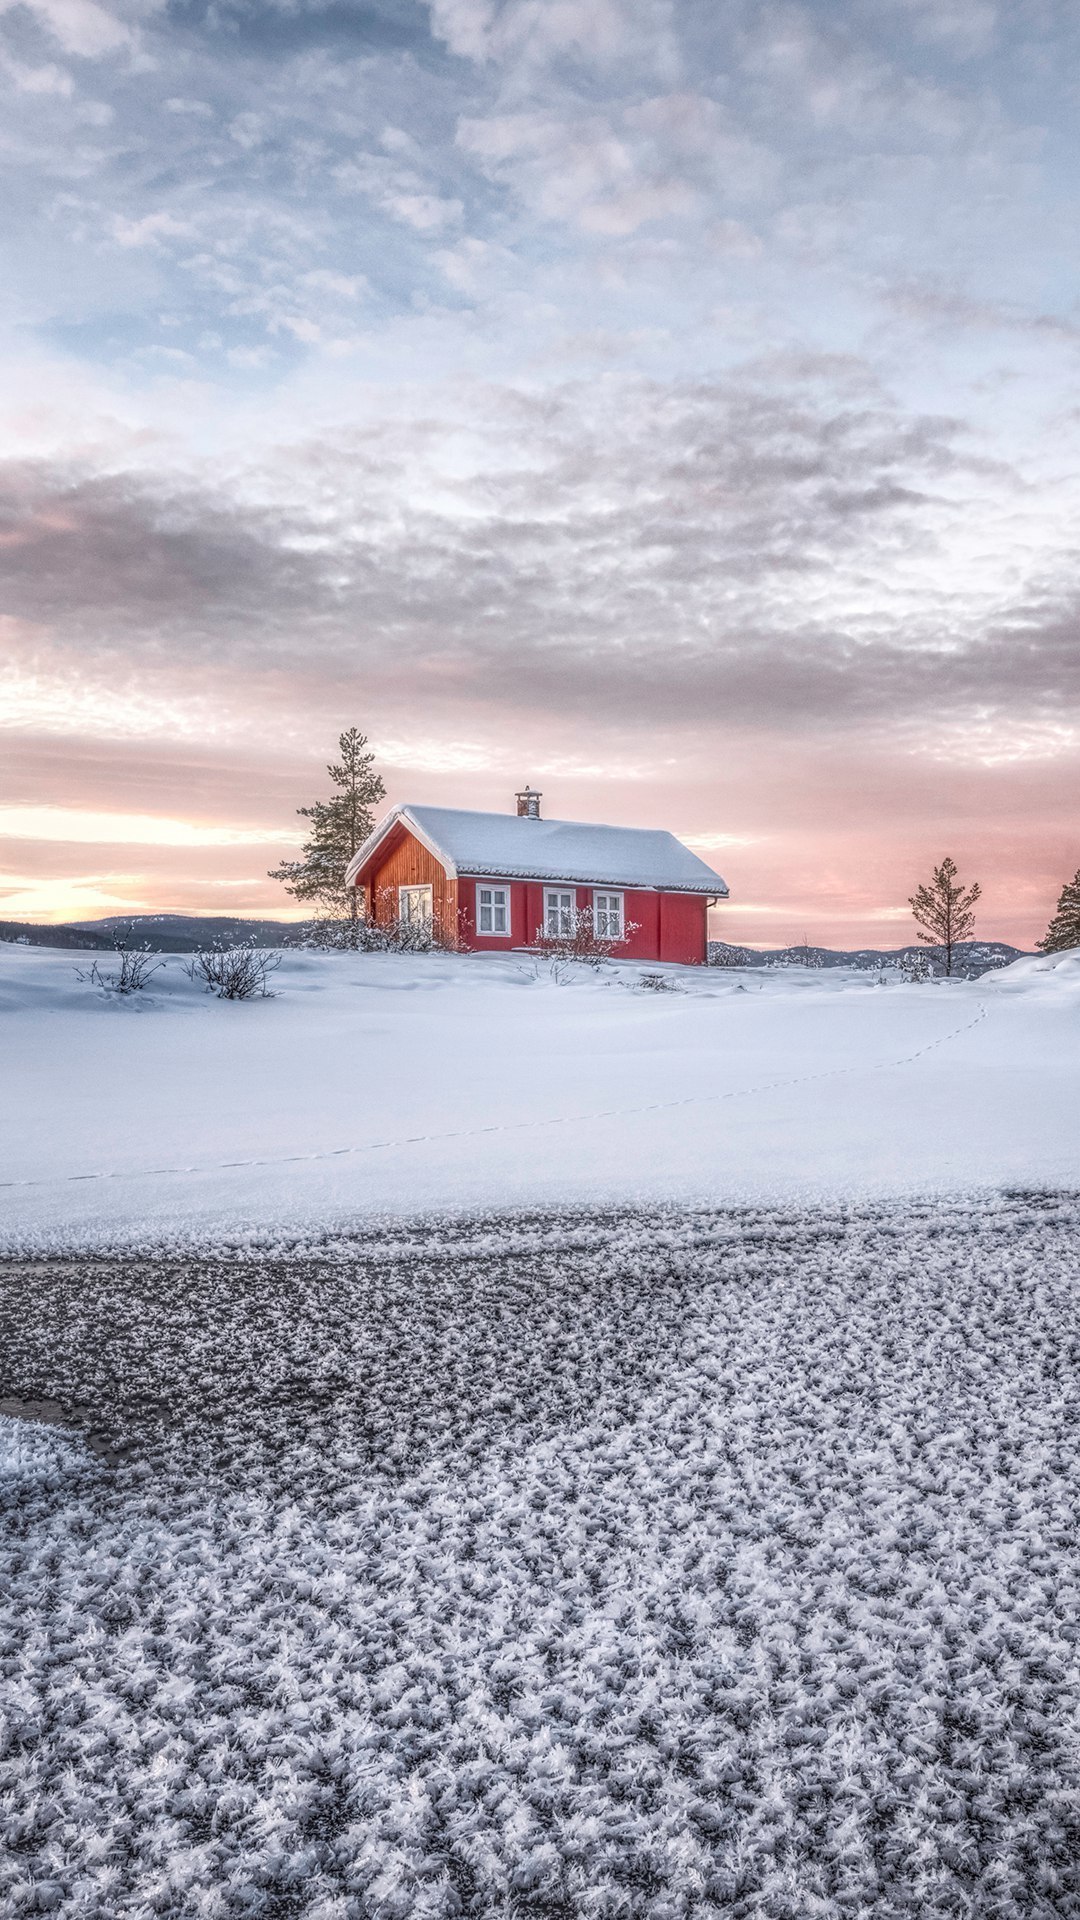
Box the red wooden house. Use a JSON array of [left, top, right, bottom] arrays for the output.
[[344, 788, 728, 965]]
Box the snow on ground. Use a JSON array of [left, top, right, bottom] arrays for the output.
[[1, 943, 1079, 1255], [5, 950, 1080, 1915], [3, 1201, 1080, 1918]]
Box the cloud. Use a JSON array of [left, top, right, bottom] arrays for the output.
[[164, 95, 213, 116], [738, 3, 987, 144], [4, 364, 1076, 757], [867, 0, 998, 57], [0, 805, 303, 845], [333, 149, 465, 233], [380, 189, 463, 232], [1, 52, 73, 91], [457, 110, 682, 233], [433, 234, 495, 289], [455, 88, 779, 239], [882, 279, 1080, 345], [301, 268, 368, 300], [0, 0, 132, 58], [0, 459, 314, 630], [111, 210, 192, 248], [425, 0, 675, 74], [228, 109, 264, 150]]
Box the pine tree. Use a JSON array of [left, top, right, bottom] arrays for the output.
[[908, 855, 981, 976], [1037, 869, 1080, 952], [269, 729, 386, 926]]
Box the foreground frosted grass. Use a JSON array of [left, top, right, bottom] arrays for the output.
[[2, 1198, 1079, 1918]]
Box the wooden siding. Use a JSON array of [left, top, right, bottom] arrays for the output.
[[367, 830, 458, 938]]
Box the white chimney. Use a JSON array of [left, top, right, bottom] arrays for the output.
[[515, 785, 542, 818]]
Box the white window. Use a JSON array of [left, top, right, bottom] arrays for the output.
[[593, 891, 624, 939], [476, 884, 511, 937], [544, 888, 575, 937], [399, 884, 433, 926]]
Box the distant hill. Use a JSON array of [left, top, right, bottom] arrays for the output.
[[0, 914, 300, 953], [708, 940, 1031, 977], [69, 915, 300, 951], [0, 920, 117, 952], [0, 918, 1038, 973]]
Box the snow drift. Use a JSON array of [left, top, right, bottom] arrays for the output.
[[1, 943, 1079, 1256]]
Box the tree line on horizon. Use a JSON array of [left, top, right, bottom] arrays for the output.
[[270, 729, 1080, 966]]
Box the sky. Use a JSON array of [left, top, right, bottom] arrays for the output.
[[2, 0, 1079, 948]]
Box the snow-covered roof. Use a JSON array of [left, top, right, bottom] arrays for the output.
[[346, 805, 729, 896]]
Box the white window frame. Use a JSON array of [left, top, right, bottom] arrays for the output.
[[593, 890, 624, 939], [475, 882, 512, 938], [544, 887, 576, 938], [398, 883, 433, 927]]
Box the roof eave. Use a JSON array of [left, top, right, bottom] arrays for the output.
[[344, 809, 401, 888], [345, 807, 728, 895], [458, 865, 728, 895], [345, 806, 459, 888]]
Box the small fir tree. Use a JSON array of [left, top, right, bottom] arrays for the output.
[[1037, 868, 1080, 953], [269, 729, 385, 927], [908, 855, 981, 976]]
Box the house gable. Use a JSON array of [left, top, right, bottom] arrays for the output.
[[361, 826, 457, 937]]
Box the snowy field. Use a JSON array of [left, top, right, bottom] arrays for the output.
[[4, 944, 1080, 1917], [1, 942, 1079, 1255], [3, 1200, 1080, 1918]]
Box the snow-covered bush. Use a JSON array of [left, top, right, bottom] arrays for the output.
[[900, 950, 935, 982], [375, 908, 461, 953], [300, 902, 461, 953], [638, 969, 677, 992], [295, 914, 380, 952], [708, 942, 756, 967], [532, 906, 637, 967], [187, 944, 281, 999], [74, 946, 164, 995], [782, 938, 824, 967]]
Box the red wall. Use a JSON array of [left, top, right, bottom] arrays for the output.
[[457, 876, 707, 964], [356, 830, 711, 962], [658, 890, 709, 965]]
